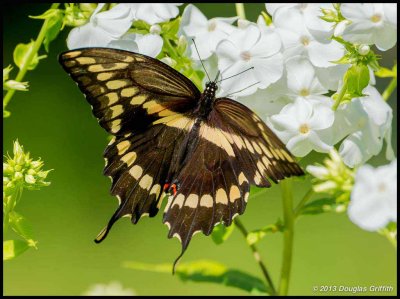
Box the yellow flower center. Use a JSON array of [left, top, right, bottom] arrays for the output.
[[300, 35, 310, 46], [208, 20, 217, 32], [378, 182, 387, 193], [240, 51, 252, 61], [299, 123, 310, 134], [371, 14, 382, 23], [300, 88, 310, 97]]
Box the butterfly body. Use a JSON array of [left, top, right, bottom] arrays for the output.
[[59, 47, 304, 258]]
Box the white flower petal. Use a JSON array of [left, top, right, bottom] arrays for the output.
[[180, 4, 208, 36], [286, 134, 312, 157], [67, 24, 113, 49], [307, 40, 344, 67]]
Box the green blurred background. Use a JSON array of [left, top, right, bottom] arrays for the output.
[[3, 3, 397, 296]]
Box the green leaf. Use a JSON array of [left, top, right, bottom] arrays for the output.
[[13, 42, 42, 71], [9, 211, 36, 246], [43, 12, 63, 52], [123, 260, 269, 295], [247, 220, 284, 246], [375, 66, 396, 78], [29, 8, 64, 52], [345, 64, 370, 96], [299, 198, 346, 215], [211, 223, 235, 245], [3, 239, 30, 260]]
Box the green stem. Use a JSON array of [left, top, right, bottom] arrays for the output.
[[3, 187, 23, 235], [235, 3, 246, 20], [293, 189, 314, 218], [234, 218, 277, 296], [3, 3, 60, 110], [332, 80, 348, 110], [278, 178, 294, 296], [382, 77, 397, 101]]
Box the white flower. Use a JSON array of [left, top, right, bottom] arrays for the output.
[[215, 24, 283, 97], [83, 281, 136, 296], [341, 4, 397, 51], [108, 33, 163, 57], [267, 3, 335, 41], [285, 57, 331, 105], [67, 4, 133, 49], [348, 159, 397, 231], [272, 7, 344, 68], [180, 4, 237, 60], [337, 86, 394, 167], [269, 98, 334, 157], [121, 3, 182, 25]]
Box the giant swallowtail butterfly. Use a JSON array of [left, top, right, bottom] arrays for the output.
[[59, 47, 304, 266]]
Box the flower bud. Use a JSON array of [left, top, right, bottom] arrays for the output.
[[160, 57, 177, 67], [3, 65, 13, 81], [4, 80, 29, 91], [150, 24, 161, 35], [358, 44, 370, 56], [25, 174, 36, 184]]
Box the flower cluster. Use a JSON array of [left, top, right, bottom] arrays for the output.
[[171, 3, 395, 167], [3, 140, 51, 195], [67, 3, 182, 58], [307, 149, 354, 203]]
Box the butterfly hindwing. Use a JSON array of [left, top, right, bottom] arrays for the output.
[[213, 98, 304, 184], [58, 48, 201, 136], [96, 113, 196, 242], [163, 98, 303, 254], [163, 121, 250, 250]]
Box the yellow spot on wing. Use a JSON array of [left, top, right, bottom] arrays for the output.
[[106, 80, 128, 90], [229, 185, 241, 202], [185, 194, 199, 208], [110, 119, 121, 133], [150, 184, 161, 196], [97, 73, 114, 81], [117, 140, 130, 155], [64, 51, 81, 58], [121, 151, 137, 166], [130, 95, 147, 105], [76, 57, 96, 64], [110, 105, 124, 118], [139, 174, 153, 191], [216, 188, 228, 204], [121, 87, 138, 97], [200, 194, 213, 207], [238, 172, 248, 185], [101, 92, 119, 107], [129, 165, 143, 180], [172, 194, 185, 208]]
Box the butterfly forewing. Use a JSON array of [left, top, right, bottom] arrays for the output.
[[58, 48, 200, 136]]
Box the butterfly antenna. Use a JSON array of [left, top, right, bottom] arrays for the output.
[[214, 70, 221, 83], [192, 38, 211, 82], [226, 81, 260, 97], [217, 67, 254, 83]]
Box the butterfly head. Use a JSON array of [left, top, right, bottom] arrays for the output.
[[204, 81, 218, 97]]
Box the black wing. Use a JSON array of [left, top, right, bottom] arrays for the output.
[[163, 97, 303, 259], [59, 47, 201, 136], [59, 48, 201, 241]]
